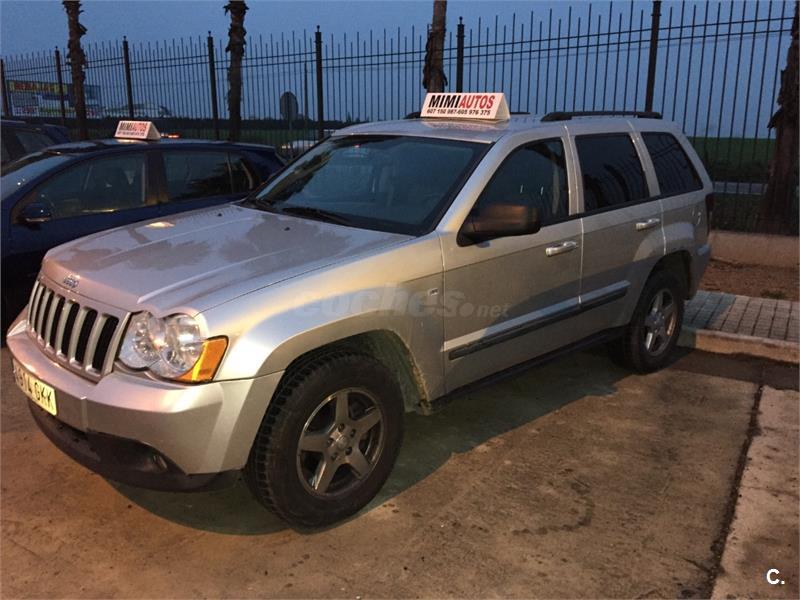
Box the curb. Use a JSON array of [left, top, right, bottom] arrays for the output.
[[678, 326, 799, 364]]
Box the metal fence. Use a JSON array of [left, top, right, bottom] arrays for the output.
[[1, 1, 797, 233]]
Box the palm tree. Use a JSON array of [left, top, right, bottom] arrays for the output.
[[423, 0, 447, 92], [224, 0, 248, 141], [63, 0, 88, 140], [760, 3, 798, 233]]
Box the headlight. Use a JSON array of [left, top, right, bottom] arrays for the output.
[[119, 312, 227, 383]]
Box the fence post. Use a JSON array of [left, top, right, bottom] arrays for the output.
[[122, 37, 134, 119], [644, 0, 662, 112], [303, 63, 309, 131], [207, 32, 220, 140], [314, 26, 325, 141], [456, 16, 465, 93], [53, 48, 67, 124], [0, 59, 10, 118]]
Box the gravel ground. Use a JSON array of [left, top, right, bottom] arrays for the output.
[[701, 259, 799, 301]]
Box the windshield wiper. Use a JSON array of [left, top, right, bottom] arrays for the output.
[[278, 205, 354, 226]]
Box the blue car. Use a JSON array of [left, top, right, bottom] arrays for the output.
[[1, 119, 72, 165], [1, 137, 285, 330]]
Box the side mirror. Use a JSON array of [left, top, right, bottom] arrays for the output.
[[19, 203, 52, 226], [459, 202, 541, 245]]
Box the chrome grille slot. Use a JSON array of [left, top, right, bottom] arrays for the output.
[[74, 309, 97, 364], [58, 303, 80, 357], [92, 316, 119, 372], [36, 288, 53, 340], [48, 296, 65, 349], [25, 279, 128, 381]]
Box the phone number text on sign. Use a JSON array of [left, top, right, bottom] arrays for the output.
[[425, 107, 493, 117]]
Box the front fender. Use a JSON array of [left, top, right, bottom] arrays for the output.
[[203, 236, 446, 400]]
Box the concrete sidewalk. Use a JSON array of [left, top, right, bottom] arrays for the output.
[[680, 291, 800, 363], [712, 386, 799, 599]]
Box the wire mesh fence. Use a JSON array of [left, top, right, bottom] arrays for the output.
[[1, 0, 796, 233]]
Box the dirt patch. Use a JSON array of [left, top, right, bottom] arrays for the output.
[[701, 259, 799, 301]]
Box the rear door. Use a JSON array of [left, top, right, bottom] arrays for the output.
[[641, 131, 709, 292], [571, 128, 664, 332]]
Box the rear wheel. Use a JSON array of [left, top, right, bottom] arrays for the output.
[[244, 350, 403, 528], [610, 270, 685, 372]]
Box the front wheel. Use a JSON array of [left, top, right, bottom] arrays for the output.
[[610, 270, 685, 373], [244, 351, 404, 528]]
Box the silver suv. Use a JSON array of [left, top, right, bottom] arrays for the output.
[[8, 107, 712, 528]]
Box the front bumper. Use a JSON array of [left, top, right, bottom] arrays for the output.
[[27, 402, 237, 491], [7, 317, 283, 489]]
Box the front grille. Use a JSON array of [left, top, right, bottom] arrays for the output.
[[26, 279, 128, 381]]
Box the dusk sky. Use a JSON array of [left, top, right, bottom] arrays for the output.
[[0, 1, 792, 138], [0, 0, 571, 56]]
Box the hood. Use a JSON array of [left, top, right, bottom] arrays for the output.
[[42, 204, 410, 314]]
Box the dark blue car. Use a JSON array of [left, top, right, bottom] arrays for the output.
[[1, 119, 72, 165], [1, 138, 285, 330]]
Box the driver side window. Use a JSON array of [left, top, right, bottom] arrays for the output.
[[473, 139, 569, 226], [30, 154, 147, 220]]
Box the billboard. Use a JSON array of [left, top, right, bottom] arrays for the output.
[[7, 80, 104, 118]]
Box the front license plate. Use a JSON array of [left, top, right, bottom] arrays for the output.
[[12, 360, 57, 416]]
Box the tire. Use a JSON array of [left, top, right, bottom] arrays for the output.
[[609, 270, 685, 373], [244, 350, 404, 528]]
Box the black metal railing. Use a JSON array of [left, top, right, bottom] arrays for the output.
[[1, 1, 796, 234]]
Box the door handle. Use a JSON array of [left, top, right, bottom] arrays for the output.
[[635, 217, 661, 231], [545, 240, 579, 257]]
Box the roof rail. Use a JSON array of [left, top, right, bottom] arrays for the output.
[[540, 110, 662, 122]]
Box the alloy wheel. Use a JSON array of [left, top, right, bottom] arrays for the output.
[[296, 387, 384, 496], [643, 288, 677, 356]]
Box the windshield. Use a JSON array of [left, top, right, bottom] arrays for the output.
[[1, 153, 73, 200], [248, 135, 487, 235]]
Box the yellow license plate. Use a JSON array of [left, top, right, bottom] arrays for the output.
[[12, 360, 57, 416]]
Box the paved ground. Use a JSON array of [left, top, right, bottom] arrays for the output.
[[712, 387, 799, 600], [685, 291, 799, 343], [1, 346, 797, 598]]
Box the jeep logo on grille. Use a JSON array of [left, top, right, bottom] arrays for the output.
[[62, 274, 79, 289]]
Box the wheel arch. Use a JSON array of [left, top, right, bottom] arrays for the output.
[[650, 250, 692, 298], [276, 329, 430, 413]]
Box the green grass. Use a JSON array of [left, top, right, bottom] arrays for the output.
[[712, 192, 799, 235], [689, 136, 774, 184]]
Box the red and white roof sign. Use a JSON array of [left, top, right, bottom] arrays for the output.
[[420, 92, 510, 121], [114, 120, 161, 140]]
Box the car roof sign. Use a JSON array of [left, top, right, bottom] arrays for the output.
[[114, 120, 161, 140], [420, 92, 510, 121]]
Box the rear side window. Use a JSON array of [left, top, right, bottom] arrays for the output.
[[575, 134, 648, 212], [642, 132, 702, 197], [15, 130, 56, 155], [473, 139, 569, 226], [163, 151, 233, 201]]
